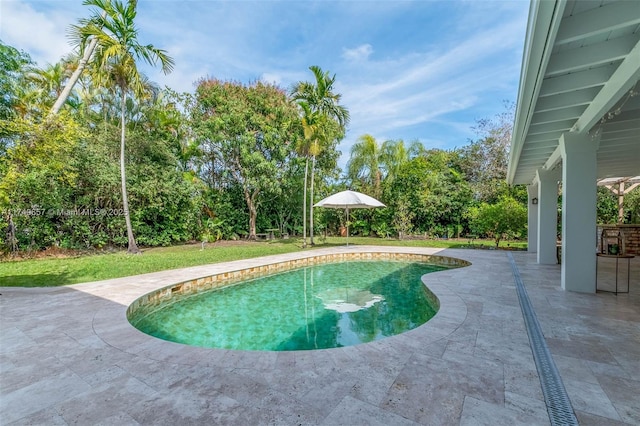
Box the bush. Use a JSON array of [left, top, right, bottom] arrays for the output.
[[468, 197, 527, 247]]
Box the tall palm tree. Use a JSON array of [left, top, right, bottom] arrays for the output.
[[295, 102, 326, 247], [71, 0, 174, 253], [291, 66, 349, 245]]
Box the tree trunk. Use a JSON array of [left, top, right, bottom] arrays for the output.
[[120, 91, 140, 254], [6, 214, 17, 253], [302, 157, 308, 247], [309, 155, 316, 245], [249, 203, 257, 239], [50, 31, 100, 115], [243, 187, 258, 239]]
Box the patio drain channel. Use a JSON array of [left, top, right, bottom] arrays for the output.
[[507, 252, 578, 426]]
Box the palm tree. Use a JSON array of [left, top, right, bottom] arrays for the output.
[[348, 136, 412, 199], [407, 139, 427, 158], [71, 0, 174, 253], [28, 62, 67, 99], [295, 102, 326, 247], [379, 139, 409, 186], [12, 78, 46, 120], [28, 58, 81, 112], [347, 134, 383, 197], [51, 5, 108, 115], [291, 66, 349, 245]]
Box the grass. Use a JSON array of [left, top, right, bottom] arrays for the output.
[[0, 236, 526, 287]]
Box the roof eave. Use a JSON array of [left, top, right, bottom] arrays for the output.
[[507, 0, 567, 185]]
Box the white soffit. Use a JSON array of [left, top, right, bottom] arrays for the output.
[[508, 0, 640, 185]]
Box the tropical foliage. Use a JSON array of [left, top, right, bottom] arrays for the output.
[[3, 4, 635, 255], [191, 79, 301, 239], [69, 0, 174, 253]]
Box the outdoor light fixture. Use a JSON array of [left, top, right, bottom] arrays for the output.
[[532, 198, 538, 205]]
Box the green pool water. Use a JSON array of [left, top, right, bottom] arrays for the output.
[[129, 260, 446, 351]]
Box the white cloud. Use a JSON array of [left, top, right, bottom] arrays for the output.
[[330, 8, 527, 168], [342, 44, 373, 62], [337, 15, 525, 141], [0, 0, 77, 65]]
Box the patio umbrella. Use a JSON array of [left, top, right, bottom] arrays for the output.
[[313, 190, 385, 245]]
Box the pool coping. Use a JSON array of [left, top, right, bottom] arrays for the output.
[[87, 246, 471, 367], [126, 251, 470, 324]]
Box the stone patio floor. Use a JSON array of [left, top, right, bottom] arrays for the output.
[[1, 246, 638, 425]]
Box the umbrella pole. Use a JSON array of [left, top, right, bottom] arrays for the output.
[[346, 207, 349, 246]]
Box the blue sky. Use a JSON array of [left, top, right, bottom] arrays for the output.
[[1, 0, 529, 168]]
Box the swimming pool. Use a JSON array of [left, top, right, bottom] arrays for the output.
[[127, 252, 468, 351]]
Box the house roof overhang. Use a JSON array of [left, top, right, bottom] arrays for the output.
[[507, 0, 640, 186]]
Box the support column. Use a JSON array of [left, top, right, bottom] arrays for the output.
[[560, 132, 598, 293], [527, 184, 538, 253], [537, 169, 559, 264]]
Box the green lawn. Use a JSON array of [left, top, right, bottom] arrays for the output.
[[0, 237, 526, 287]]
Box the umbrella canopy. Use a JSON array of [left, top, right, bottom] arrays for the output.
[[314, 190, 385, 245], [313, 190, 385, 209]]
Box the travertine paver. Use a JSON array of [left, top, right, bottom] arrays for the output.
[[513, 251, 640, 425], [1, 246, 638, 425]]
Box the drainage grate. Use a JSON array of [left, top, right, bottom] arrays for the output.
[[507, 252, 578, 426]]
